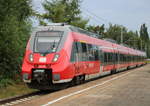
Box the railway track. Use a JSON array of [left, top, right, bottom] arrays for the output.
[[0, 90, 55, 106], [0, 65, 145, 106]]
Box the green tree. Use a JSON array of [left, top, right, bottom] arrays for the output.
[[140, 24, 149, 43], [0, 0, 32, 87], [124, 31, 141, 49], [39, 0, 88, 28], [103, 24, 142, 50], [139, 24, 150, 57], [104, 24, 127, 43], [86, 24, 105, 38]]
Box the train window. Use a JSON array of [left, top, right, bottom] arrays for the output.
[[115, 53, 118, 63], [124, 55, 127, 62], [87, 44, 98, 61], [115, 53, 118, 62], [118, 54, 121, 63], [121, 54, 123, 62], [103, 52, 115, 64], [119, 54, 121, 62], [122, 54, 124, 62], [108, 53, 111, 63], [123, 54, 125, 62], [126, 55, 128, 61], [34, 31, 63, 54], [76, 42, 82, 61], [129, 55, 131, 61], [107, 53, 110, 62], [104, 52, 108, 63], [106, 52, 111, 64], [81, 43, 87, 52], [99, 48, 104, 62], [70, 42, 78, 62], [124, 55, 126, 62], [112, 53, 115, 62], [110, 53, 112, 62], [87, 44, 95, 61], [93, 45, 99, 61], [81, 43, 88, 61], [128, 55, 130, 62]]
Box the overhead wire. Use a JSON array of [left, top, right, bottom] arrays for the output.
[[80, 6, 115, 26], [81, 11, 104, 25]]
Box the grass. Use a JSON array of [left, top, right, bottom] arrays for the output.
[[0, 83, 37, 99]]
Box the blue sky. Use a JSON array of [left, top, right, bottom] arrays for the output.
[[32, 0, 150, 34]]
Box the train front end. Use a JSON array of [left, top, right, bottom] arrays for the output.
[[22, 25, 73, 90]]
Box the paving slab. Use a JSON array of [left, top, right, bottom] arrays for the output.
[[15, 65, 150, 106]]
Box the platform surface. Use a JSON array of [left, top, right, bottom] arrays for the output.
[[16, 65, 150, 106]]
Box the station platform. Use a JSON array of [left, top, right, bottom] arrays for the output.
[[16, 64, 150, 106], [50, 65, 150, 106]]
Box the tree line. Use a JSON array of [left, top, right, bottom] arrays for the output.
[[38, 0, 149, 55], [0, 0, 149, 87], [0, 0, 32, 87]]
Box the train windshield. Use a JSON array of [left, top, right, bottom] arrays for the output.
[[34, 31, 63, 54]]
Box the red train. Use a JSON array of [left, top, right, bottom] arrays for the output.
[[22, 23, 147, 90]]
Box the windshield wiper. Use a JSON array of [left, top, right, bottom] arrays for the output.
[[43, 40, 56, 55], [51, 40, 56, 52]]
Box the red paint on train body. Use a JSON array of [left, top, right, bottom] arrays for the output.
[[22, 24, 146, 90]]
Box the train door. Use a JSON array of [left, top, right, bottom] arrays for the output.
[[93, 45, 101, 73], [115, 53, 119, 70], [112, 44, 118, 70], [98, 46, 104, 75], [113, 48, 120, 70], [87, 44, 99, 74], [71, 42, 89, 75], [70, 42, 80, 75], [80, 42, 90, 74]]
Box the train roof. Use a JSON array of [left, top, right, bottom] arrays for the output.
[[32, 24, 100, 38], [32, 24, 146, 57]]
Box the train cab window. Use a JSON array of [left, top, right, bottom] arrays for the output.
[[34, 31, 63, 54]]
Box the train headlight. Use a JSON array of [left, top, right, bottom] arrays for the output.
[[52, 54, 59, 62], [29, 53, 33, 62]]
